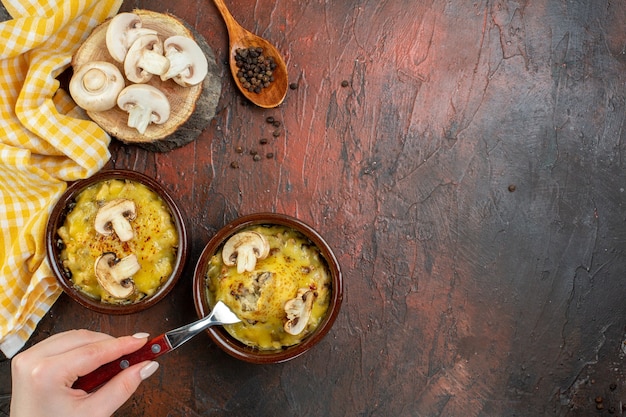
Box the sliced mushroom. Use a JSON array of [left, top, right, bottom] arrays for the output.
[[94, 199, 137, 242], [161, 35, 208, 87], [117, 84, 170, 134], [124, 33, 170, 83], [222, 231, 270, 274], [105, 12, 158, 63], [69, 61, 125, 111], [284, 288, 316, 335], [94, 252, 140, 299]]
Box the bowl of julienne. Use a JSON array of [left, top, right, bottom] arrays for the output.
[[193, 212, 343, 363], [46, 169, 188, 314]]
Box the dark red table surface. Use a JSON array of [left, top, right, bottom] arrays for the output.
[[2, 1, 626, 416]]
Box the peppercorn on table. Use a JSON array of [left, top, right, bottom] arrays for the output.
[[2, 1, 626, 416]]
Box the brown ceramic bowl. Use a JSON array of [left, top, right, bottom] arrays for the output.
[[46, 169, 188, 314], [193, 213, 343, 364]]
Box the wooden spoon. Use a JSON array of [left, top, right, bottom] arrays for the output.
[[212, 0, 288, 108]]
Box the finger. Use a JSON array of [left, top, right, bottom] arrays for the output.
[[18, 329, 113, 359], [84, 360, 159, 416], [52, 334, 150, 384]]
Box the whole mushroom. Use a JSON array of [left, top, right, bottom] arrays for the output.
[[69, 61, 125, 111], [124, 33, 170, 83], [105, 12, 158, 63], [117, 84, 171, 134], [161, 35, 209, 87]]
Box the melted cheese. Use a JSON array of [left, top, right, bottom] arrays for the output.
[[206, 225, 332, 350], [57, 179, 178, 304]]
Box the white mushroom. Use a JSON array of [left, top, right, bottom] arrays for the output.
[[105, 12, 158, 63], [69, 61, 125, 111], [94, 253, 140, 299], [161, 35, 208, 87], [222, 231, 270, 274], [117, 84, 170, 134], [124, 33, 170, 83], [94, 199, 137, 242], [284, 288, 316, 335]]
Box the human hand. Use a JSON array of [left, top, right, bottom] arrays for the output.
[[10, 329, 159, 417]]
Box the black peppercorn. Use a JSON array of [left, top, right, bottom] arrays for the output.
[[235, 47, 277, 94]]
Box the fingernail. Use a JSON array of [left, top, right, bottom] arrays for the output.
[[132, 332, 150, 339], [140, 361, 159, 380]]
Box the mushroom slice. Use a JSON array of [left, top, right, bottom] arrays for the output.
[[222, 231, 270, 274], [105, 12, 158, 63], [161, 35, 209, 87], [94, 199, 137, 242], [124, 33, 170, 83], [284, 288, 316, 335], [94, 252, 140, 299], [69, 61, 125, 111], [117, 84, 170, 134]]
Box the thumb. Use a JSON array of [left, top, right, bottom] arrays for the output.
[[84, 361, 159, 416]]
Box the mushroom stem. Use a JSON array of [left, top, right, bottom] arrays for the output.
[[110, 215, 134, 242], [127, 102, 157, 135], [124, 34, 170, 83], [138, 50, 170, 77], [117, 84, 170, 134], [162, 51, 191, 81], [236, 246, 259, 274]]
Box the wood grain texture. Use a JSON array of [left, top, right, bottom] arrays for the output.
[[3, 1, 626, 416]]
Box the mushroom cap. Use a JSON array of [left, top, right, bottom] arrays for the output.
[[105, 12, 157, 62], [222, 231, 270, 274], [69, 61, 125, 111], [162, 35, 209, 87], [94, 252, 140, 299], [94, 198, 137, 242], [117, 84, 171, 131], [124, 33, 170, 83]]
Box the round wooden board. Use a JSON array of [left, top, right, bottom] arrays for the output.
[[72, 9, 221, 152]]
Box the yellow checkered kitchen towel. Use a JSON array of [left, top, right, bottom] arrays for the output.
[[0, 0, 122, 358]]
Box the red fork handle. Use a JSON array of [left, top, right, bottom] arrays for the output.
[[72, 334, 171, 392]]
